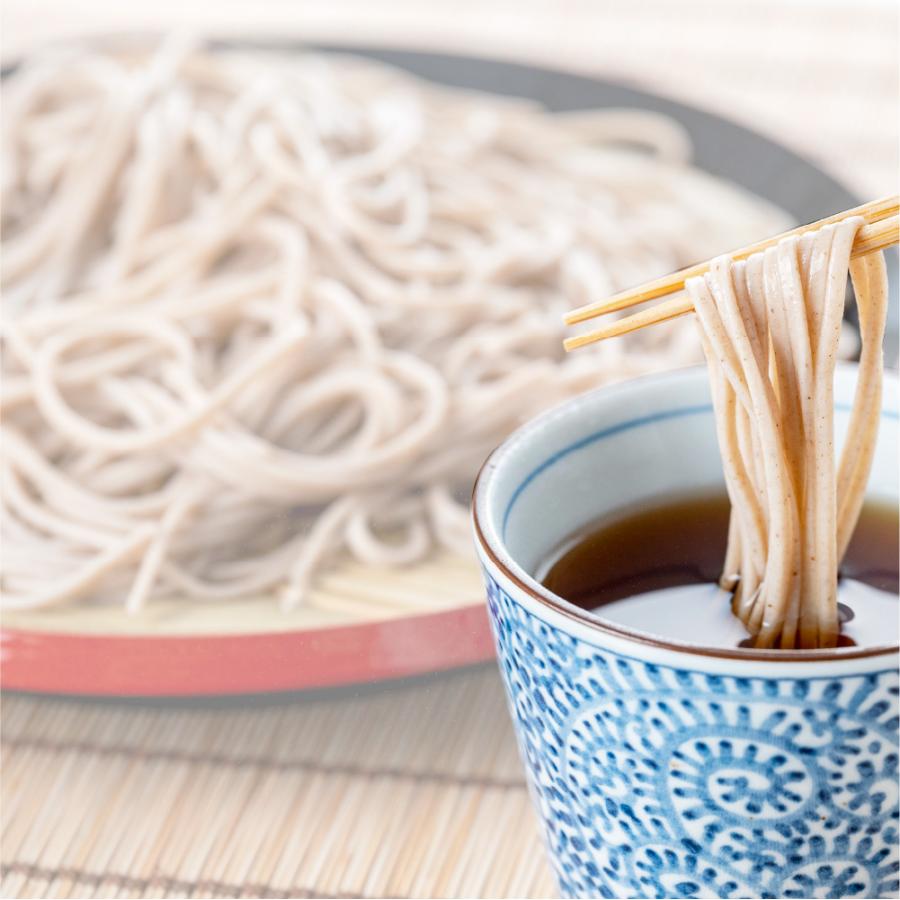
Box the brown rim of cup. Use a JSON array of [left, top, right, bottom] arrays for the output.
[[471, 447, 899, 664]]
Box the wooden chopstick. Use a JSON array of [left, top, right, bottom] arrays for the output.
[[565, 195, 897, 326], [564, 197, 899, 351]]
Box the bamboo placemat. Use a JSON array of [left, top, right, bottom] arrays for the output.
[[1, 668, 557, 899]]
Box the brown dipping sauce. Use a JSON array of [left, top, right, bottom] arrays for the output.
[[540, 494, 899, 647]]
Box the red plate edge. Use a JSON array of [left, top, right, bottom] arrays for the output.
[[0, 604, 495, 696]]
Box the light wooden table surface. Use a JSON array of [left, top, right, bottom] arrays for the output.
[[1, 2, 897, 898]]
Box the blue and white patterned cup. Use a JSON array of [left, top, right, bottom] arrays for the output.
[[473, 366, 899, 900]]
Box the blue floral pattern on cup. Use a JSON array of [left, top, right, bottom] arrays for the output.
[[485, 574, 900, 899]]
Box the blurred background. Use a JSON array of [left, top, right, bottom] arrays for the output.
[[1, 2, 897, 898], [4, 0, 897, 197]]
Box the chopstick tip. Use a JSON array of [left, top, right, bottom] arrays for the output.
[[563, 334, 590, 352]]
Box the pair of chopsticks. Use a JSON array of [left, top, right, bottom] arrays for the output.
[[563, 195, 899, 351]]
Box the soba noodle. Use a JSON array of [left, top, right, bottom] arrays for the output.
[[687, 217, 887, 649], [1, 39, 790, 613]]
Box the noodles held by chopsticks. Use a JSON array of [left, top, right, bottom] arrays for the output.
[[1, 39, 790, 613], [687, 218, 887, 649]]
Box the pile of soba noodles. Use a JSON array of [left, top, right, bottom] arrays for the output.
[[1, 38, 791, 613]]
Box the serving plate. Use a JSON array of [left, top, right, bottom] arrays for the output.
[[1, 44, 879, 696]]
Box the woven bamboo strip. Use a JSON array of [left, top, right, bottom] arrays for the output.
[[2, 669, 557, 899]]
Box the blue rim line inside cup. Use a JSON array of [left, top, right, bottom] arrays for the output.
[[502, 402, 899, 543]]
